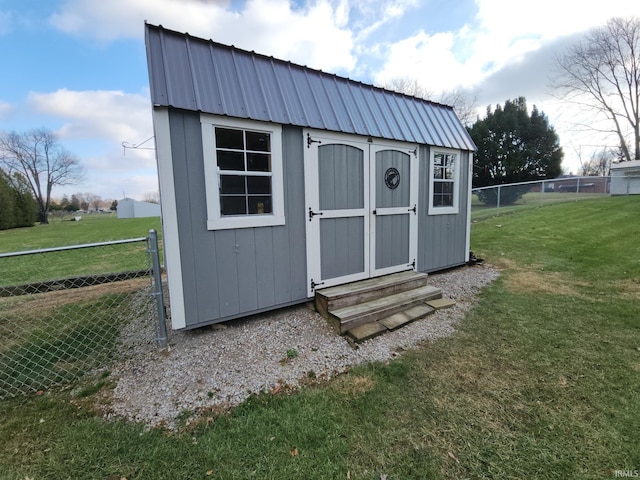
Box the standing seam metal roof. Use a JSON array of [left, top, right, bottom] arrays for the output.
[[145, 23, 476, 151]]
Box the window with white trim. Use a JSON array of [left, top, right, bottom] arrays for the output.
[[202, 116, 285, 230], [428, 148, 460, 215]]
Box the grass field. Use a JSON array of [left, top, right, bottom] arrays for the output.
[[0, 197, 638, 479], [0, 214, 161, 252], [471, 191, 607, 220], [0, 214, 161, 285]]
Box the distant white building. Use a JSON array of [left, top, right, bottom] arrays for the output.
[[610, 160, 640, 195], [116, 197, 161, 218]]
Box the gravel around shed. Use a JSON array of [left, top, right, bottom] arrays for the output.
[[106, 265, 499, 428]]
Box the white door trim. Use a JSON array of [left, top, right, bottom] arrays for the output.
[[304, 130, 418, 296], [369, 141, 419, 277], [304, 129, 371, 296]]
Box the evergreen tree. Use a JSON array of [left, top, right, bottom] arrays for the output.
[[10, 172, 37, 227], [468, 97, 563, 205], [0, 170, 16, 230], [0, 169, 37, 229]]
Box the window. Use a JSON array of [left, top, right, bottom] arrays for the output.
[[202, 116, 285, 230], [428, 148, 459, 215]]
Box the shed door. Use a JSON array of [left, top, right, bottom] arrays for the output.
[[370, 145, 418, 277], [304, 131, 417, 297]]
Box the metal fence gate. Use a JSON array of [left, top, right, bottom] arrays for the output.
[[0, 230, 167, 399]]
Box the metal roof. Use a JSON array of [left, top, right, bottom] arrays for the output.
[[145, 23, 476, 151]]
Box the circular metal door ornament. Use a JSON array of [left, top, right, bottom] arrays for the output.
[[384, 167, 400, 190]]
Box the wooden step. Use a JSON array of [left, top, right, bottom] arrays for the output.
[[328, 284, 442, 334], [347, 303, 436, 343], [315, 271, 429, 318]]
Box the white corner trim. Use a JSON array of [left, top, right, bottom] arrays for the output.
[[153, 108, 186, 329], [465, 152, 473, 262]]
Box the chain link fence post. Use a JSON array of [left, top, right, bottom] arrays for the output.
[[148, 229, 168, 348]]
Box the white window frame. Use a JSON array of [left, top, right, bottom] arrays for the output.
[[428, 147, 460, 215], [201, 115, 286, 230]]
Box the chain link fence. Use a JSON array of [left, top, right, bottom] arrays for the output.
[[0, 232, 166, 399], [471, 176, 627, 220]]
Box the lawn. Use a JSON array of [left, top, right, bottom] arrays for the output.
[[0, 213, 161, 252], [471, 190, 607, 220], [0, 214, 161, 285], [0, 197, 638, 479]]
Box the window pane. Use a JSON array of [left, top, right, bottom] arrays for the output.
[[220, 175, 246, 194], [246, 131, 270, 152], [434, 153, 444, 167], [247, 153, 271, 172], [247, 176, 272, 194], [248, 196, 272, 214], [434, 166, 444, 179], [445, 167, 454, 179], [215, 127, 244, 150], [217, 150, 245, 171], [220, 196, 247, 215]]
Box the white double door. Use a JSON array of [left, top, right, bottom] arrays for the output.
[[304, 130, 418, 296]]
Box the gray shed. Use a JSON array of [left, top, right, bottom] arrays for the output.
[[610, 160, 640, 195], [116, 197, 161, 219], [145, 23, 476, 330]]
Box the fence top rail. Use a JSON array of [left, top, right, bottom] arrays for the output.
[[0, 237, 149, 259], [472, 176, 610, 192]]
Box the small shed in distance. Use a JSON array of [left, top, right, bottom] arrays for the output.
[[145, 23, 476, 330], [610, 160, 640, 195], [116, 197, 161, 219]]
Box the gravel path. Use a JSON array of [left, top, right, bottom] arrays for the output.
[[106, 265, 498, 428]]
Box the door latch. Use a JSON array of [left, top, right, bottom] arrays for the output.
[[408, 204, 416, 214]]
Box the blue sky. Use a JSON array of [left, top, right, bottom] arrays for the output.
[[1, 0, 638, 202]]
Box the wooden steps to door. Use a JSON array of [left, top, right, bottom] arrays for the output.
[[315, 271, 455, 341]]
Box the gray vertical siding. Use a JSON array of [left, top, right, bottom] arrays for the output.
[[375, 150, 410, 208], [168, 110, 307, 328], [417, 146, 470, 272], [318, 144, 364, 210], [320, 217, 365, 280], [375, 214, 409, 269]]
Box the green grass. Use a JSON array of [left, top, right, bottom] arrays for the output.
[[0, 291, 142, 397], [0, 214, 161, 285], [0, 196, 638, 479], [0, 214, 161, 252], [471, 191, 607, 220]]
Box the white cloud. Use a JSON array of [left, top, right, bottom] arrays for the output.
[[0, 100, 13, 118], [49, 0, 356, 72], [27, 89, 158, 200], [27, 88, 152, 146], [376, 0, 640, 95]]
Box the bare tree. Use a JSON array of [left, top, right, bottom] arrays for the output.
[[381, 77, 478, 126], [142, 191, 160, 204], [439, 88, 479, 126], [383, 77, 434, 99], [552, 17, 640, 162], [0, 128, 84, 224], [580, 148, 615, 176]]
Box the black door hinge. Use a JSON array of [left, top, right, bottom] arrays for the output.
[[307, 133, 322, 148], [309, 207, 324, 221]]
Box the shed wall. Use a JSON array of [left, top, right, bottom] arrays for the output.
[[167, 109, 308, 328], [417, 146, 470, 272]]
